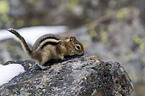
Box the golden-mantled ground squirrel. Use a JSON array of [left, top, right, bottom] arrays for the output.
[[8, 28, 84, 68]]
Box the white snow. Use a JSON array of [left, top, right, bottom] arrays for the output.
[[0, 26, 68, 45], [0, 64, 25, 86]]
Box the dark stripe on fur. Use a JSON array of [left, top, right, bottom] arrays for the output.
[[41, 41, 59, 49], [40, 37, 60, 44]]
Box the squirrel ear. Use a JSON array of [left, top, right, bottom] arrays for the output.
[[70, 37, 76, 42]]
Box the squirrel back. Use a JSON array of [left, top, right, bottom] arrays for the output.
[[8, 28, 84, 67]]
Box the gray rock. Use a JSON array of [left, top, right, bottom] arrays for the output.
[[71, 7, 145, 90], [0, 56, 135, 96]]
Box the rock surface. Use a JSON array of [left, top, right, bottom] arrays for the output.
[[70, 7, 145, 96], [0, 56, 135, 96], [0, 0, 144, 95]]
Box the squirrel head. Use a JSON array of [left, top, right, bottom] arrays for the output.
[[65, 36, 84, 56]]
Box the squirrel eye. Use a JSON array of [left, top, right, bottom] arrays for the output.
[[75, 44, 81, 50]]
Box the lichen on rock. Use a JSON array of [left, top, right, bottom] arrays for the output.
[[0, 56, 136, 96]]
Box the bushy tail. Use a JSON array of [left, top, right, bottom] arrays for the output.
[[8, 28, 33, 59]]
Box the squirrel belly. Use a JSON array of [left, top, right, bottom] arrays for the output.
[[38, 44, 67, 66]]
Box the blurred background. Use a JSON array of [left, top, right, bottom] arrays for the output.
[[0, 0, 145, 95]]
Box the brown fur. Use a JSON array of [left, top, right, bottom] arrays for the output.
[[8, 28, 84, 68]]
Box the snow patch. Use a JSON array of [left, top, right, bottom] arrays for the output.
[[0, 64, 25, 86]]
